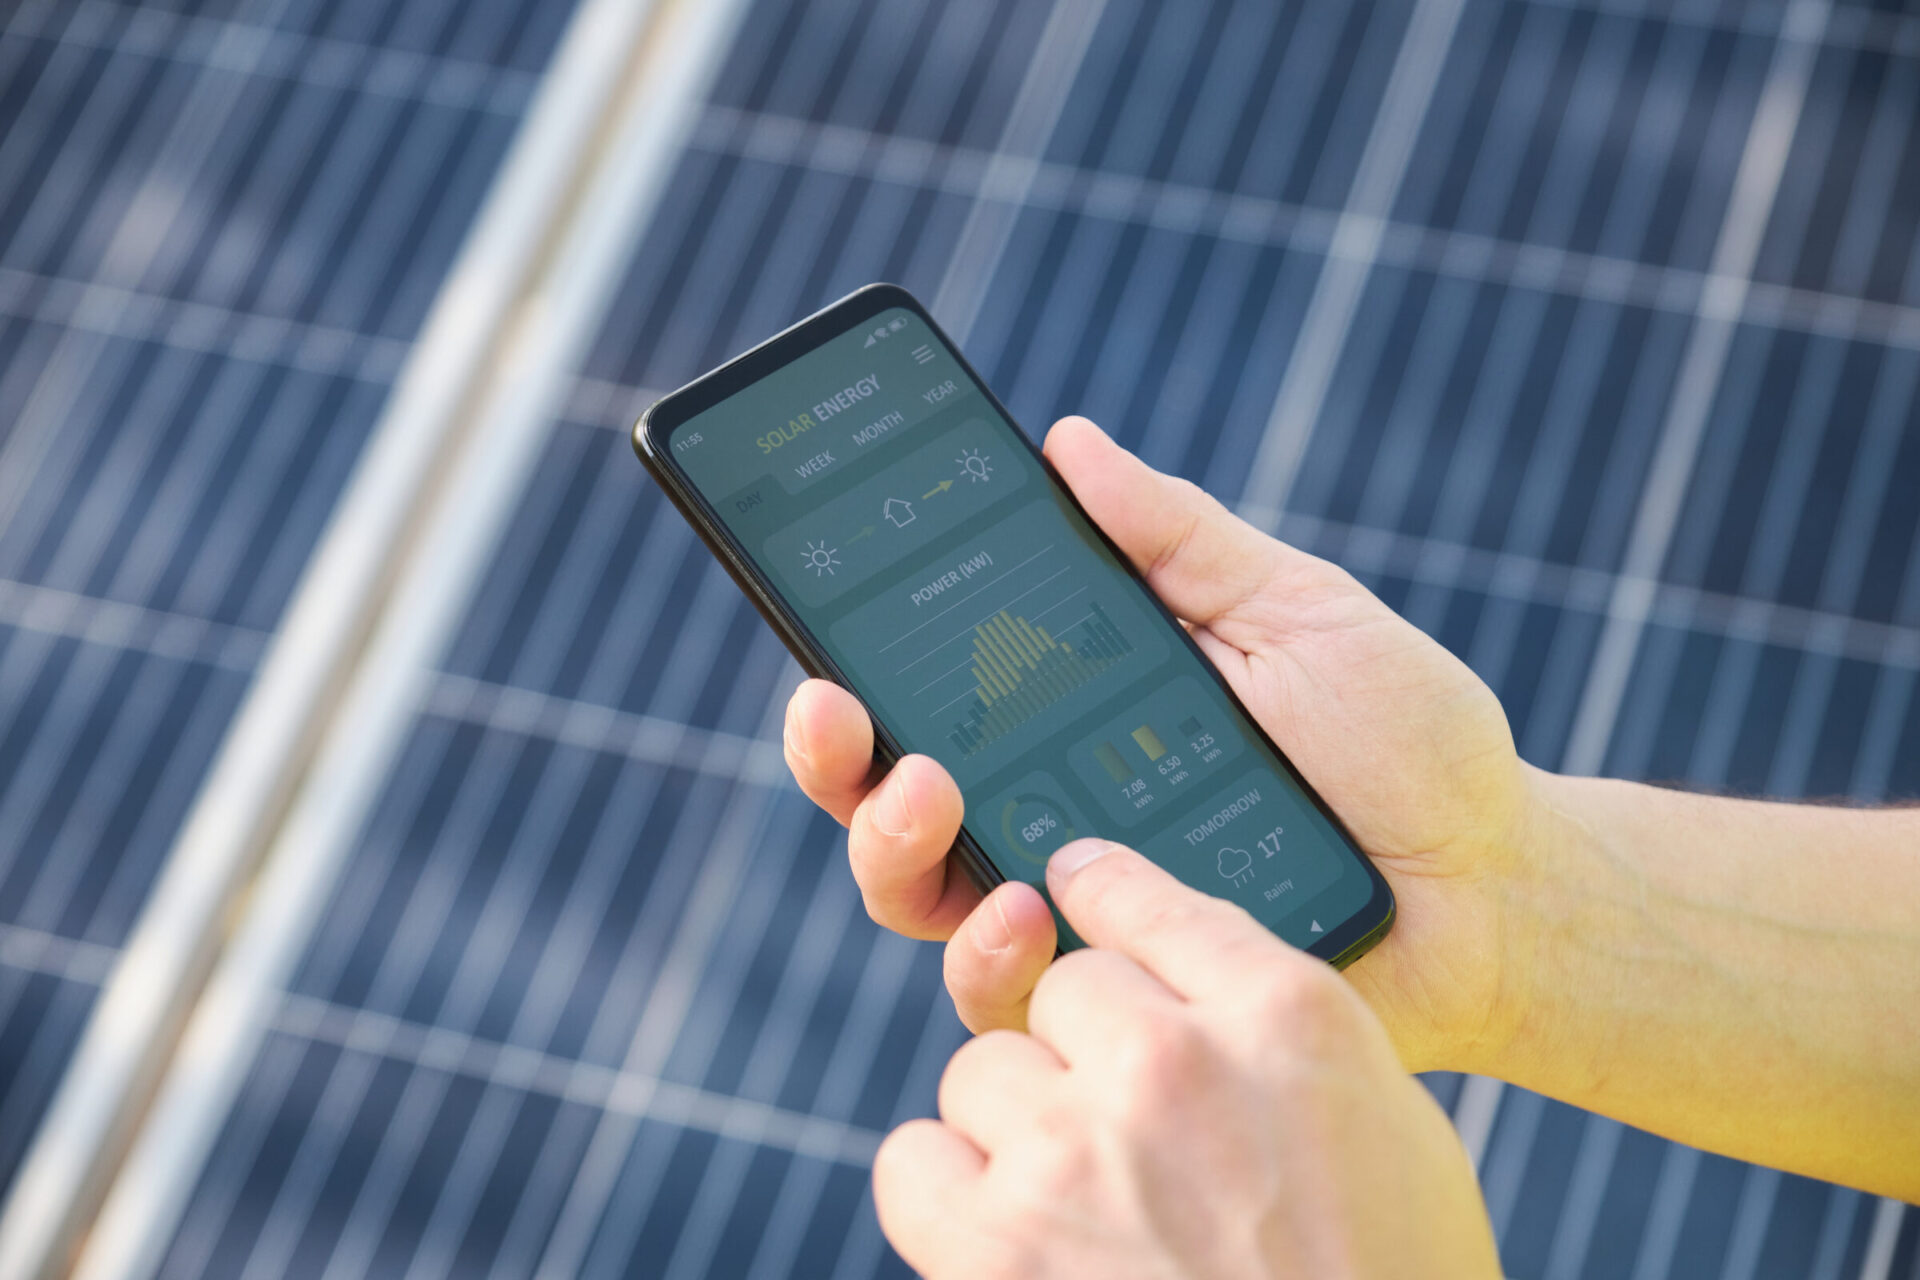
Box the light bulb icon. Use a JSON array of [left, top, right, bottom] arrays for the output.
[[957, 448, 992, 483], [802, 540, 841, 577]]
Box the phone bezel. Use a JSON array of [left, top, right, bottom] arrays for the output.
[[632, 282, 1394, 969]]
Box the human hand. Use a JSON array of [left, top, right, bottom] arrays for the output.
[[873, 840, 1503, 1280], [784, 417, 1546, 1072]]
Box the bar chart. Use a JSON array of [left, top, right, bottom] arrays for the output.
[[946, 602, 1133, 754]]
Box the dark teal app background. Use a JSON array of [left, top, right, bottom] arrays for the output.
[[671, 308, 1370, 949]]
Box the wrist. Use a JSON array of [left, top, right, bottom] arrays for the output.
[[1449, 765, 1623, 1091]]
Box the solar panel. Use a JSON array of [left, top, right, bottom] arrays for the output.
[[0, 0, 574, 1210], [8, 0, 1920, 1276]]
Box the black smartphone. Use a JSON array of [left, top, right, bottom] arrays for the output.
[[633, 283, 1393, 965]]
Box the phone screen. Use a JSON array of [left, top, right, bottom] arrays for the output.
[[659, 302, 1384, 953]]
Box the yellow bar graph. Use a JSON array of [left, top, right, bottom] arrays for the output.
[[950, 604, 1137, 755]]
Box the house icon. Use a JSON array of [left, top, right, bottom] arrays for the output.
[[883, 498, 915, 527]]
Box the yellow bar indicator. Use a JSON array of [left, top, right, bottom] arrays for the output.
[[1130, 724, 1167, 761]]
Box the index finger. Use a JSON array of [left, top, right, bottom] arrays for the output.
[[1044, 839, 1286, 1001]]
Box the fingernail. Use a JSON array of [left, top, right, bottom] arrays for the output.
[[873, 770, 912, 836], [1048, 839, 1114, 884], [978, 892, 1015, 955], [783, 710, 808, 763]]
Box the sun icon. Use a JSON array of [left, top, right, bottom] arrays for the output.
[[802, 540, 841, 577], [957, 448, 992, 483]]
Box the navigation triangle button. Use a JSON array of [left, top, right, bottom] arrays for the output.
[[1309, 920, 1322, 933]]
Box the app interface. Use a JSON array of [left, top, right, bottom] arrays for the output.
[[669, 307, 1374, 948]]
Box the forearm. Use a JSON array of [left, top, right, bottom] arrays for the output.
[[1482, 770, 1920, 1200]]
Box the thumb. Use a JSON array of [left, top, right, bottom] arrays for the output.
[[1043, 416, 1328, 629], [1044, 839, 1288, 1001]]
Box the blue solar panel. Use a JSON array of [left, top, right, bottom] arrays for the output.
[[7, 0, 1920, 1275], [0, 0, 577, 1211]]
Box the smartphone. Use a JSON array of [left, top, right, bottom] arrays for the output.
[[633, 284, 1393, 964]]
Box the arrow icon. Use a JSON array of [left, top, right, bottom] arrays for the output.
[[1309, 920, 1322, 933], [846, 525, 876, 544], [922, 479, 953, 500]]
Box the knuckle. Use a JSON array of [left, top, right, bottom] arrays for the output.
[[936, 1029, 1021, 1114], [935, 1039, 983, 1112], [870, 1121, 928, 1197], [1020, 1125, 1095, 1202], [1244, 958, 1355, 1048], [1108, 1011, 1212, 1110], [943, 948, 1022, 1031], [969, 1230, 1046, 1280], [1026, 947, 1100, 1012]]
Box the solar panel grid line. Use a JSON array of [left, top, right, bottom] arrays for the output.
[[46, 0, 748, 1274], [649, 850, 868, 1280], [1299, 10, 1749, 553], [7, 0, 539, 119], [966, 7, 1297, 402], [523, 717, 808, 1278], [105, 370, 355, 628], [148, 723, 635, 1278], [368, 745, 758, 1222], [257, 614, 800, 1273], [1318, 0, 1577, 547], [1629, 1145, 1706, 1280], [0, 922, 119, 987], [927, 0, 1104, 344], [0, 0, 548, 1244], [1540, 1116, 1626, 1280], [734, 934, 922, 1280], [436, 421, 617, 690], [1127, 233, 1280, 477], [0, 642, 169, 915], [0, 578, 266, 670], [0, 266, 409, 381], [19, 348, 253, 611], [1812, 56, 1916, 301], [1860, 1198, 1908, 1280], [682, 97, 1920, 370], [0, 48, 526, 637], [421, 675, 790, 789], [288, 743, 655, 1280], [1497, 351, 1920, 1278], [0, 11, 163, 277], [176, 270, 741, 1280], [1529, 659, 1876, 1268], [1305, 15, 1714, 760], [1235, 0, 1467, 529], [260, 995, 888, 1168], [139, 0, 837, 1258], [1561, 0, 1831, 778], [1803, 351, 1920, 619], [0, 651, 214, 943], [1451, 0, 1833, 1191], [5, 0, 293, 309], [446, 780, 835, 1278]]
